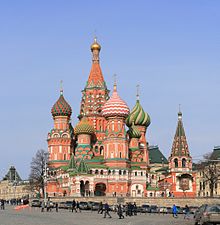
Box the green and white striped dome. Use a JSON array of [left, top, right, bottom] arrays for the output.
[[126, 100, 150, 127]]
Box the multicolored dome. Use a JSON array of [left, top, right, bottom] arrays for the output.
[[51, 91, 72, 118], [126, 100, 150, 127], [75, 117, 95, 135], [127, 124, 141, 139], [102, 84, 130, 118]]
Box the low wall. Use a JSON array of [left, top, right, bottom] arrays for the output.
[[47, 196, 220, 207]]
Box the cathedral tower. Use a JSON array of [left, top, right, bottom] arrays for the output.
[[102, 81, 130, 168], [126, 90, 151, 167], [79, 38, 109, 156], [47, 86, 74, 168]]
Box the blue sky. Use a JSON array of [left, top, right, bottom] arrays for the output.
[[0, 1, 219, 179]]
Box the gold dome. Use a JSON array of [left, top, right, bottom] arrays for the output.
[[91, 37, 101, 51]]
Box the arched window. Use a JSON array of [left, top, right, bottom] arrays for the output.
[[135, 172, 137, 176], [100, 146, 104, 155], [108, 170, 111, 175], [64, 154, 66, 160], [100, 170, 103, 175], [111, 121, 114, 131], [182, 158, 186, 168], [89, 170, 93, 174], [112, 170, 115, 175], [123, 170, 126, 175], [119, 152, 122, 158], [95, 170, 99, 174], [119, 170, 122, 175], [174, 158, 178, 168]]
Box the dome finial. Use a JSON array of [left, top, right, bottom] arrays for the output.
[[60, 80, 63, 95], [178, 104, 182, 119], [113, 74, 117, 92], [136, 84, 140, 100]]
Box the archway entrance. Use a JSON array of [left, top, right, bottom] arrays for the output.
[[94, 183, 106, 196], [85, 181, 90, 196], [80, 180, 85, 197]]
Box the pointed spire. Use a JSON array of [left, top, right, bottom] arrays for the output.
[[113, 74, 117, 92], [60, 80, 63, 95], [178, 104, 182, 120], [170, 110, 190, 157], [68, 155, 77, 171], [136, 84, 140, 101], [77, 158, 89, 174]]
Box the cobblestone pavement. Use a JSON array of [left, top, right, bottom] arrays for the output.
[[0, 206, 195, 225]]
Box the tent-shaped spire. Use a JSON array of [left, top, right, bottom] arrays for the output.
[[77, 159, 89, 174], [170, 111, 190, 157], [86, 38, 106, 89], [68, 155, 77, 170]]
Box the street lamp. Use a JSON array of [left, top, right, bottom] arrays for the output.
[[43, 161, 49, 206]]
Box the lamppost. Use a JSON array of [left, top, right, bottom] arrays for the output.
[[43, 161, 49, 206]]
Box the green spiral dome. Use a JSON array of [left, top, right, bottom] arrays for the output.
[[126, 100, 151, 127], [75, 117, 95, 135], [127, 125, 141, 139]]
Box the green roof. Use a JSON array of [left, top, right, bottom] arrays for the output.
[[149, 146, 168, 164], [146, 185, 160, 191]]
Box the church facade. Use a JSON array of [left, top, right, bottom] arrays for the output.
[[46, 38, 196, 198]]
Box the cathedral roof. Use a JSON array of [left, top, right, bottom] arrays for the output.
[[3, 166, 22, 182], [75, 117, 95, 135], [126, 99, 150, 127], [51, 90, 72, 118], [102, 83, 130, 118], [149, 146, 168, 164], [170, 111, 191, 158]]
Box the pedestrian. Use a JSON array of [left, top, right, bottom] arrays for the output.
[[76, 201, 81, 213], [41, 201, 45, 212], [172, 204, 178, 218], [184, 205, 190, 219], [133, 202, 137, 216], [55, 202, 58, 212], [1, 199, 5, 210], [98, 201, 103, 214], [71, 200, 76, 213], [103, 202, 111, 218], [117, 204, 124, 219]]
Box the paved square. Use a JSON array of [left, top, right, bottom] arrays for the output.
[[0, 206, 195, 225]]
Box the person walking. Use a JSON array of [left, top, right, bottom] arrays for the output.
[[76, 201, 81, 213], [103, 202, 111, 218], [55, 202, 58, 212], [98, 201, 103, 214], [184, 205, 190, 219], [172, 204, 178, 218], [71, 200, 76, 213], [117, 204, 124, 219]]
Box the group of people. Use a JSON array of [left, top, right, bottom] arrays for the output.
[[71, 200, 81, 213], [98, 201, 138, 219], [172, 204, 190, 219]]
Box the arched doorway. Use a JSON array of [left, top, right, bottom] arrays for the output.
[[80, 180, 85, 197], [94, 183, 106, 196], [85, 181, 90, 196]]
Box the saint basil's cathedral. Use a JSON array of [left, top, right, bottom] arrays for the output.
[[46, 38, 196, 198]]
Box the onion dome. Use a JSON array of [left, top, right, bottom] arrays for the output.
[[75, 117, 95, 135], [91, 37, 101, 51], [102, 82, 130, 118], [127, 124, 141, 139], [51, 89, 72, 118], [126, 99, 151, 127]]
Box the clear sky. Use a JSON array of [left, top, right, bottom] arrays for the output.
[[0, 1, 219, 179]]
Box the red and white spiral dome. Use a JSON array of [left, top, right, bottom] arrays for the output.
[[102, 84, 130, 118]]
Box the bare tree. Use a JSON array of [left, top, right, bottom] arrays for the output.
[[197, 152, 220, 197], [29, 149, 48, 197]]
